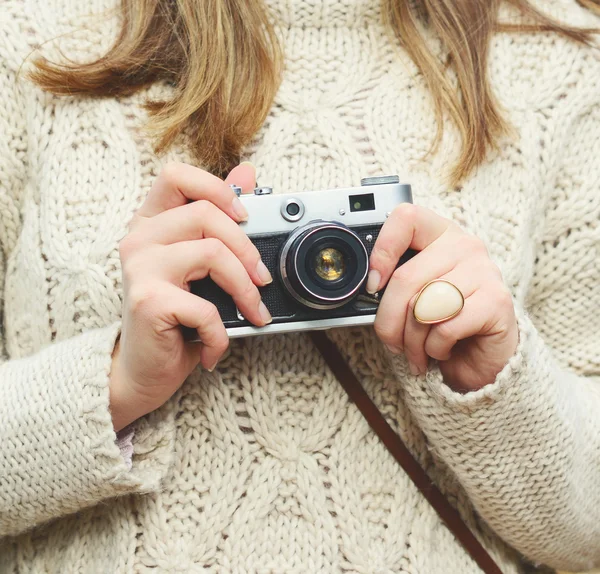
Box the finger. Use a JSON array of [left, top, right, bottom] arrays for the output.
[[373, 234, 465, 352], [129, 200, 272, 285], [224, 162, 256, 194], [423, 287, 499, 361], [137, 162, 248, 221], [367, 204, 459, 294], [402, 263, 481, 374], [157, 238, 272, 327], [400, 322, 431, 375], [163, 285, 229, 372]]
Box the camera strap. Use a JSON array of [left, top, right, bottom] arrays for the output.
[[309, 330, 502, 574]]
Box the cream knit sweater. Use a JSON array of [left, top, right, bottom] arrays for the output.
[[1, 0, 600, 572]]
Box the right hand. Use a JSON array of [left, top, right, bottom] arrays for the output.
[[109, 162, 273, 431]]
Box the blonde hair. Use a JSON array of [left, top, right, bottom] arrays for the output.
[[30, 0, 599, 183]]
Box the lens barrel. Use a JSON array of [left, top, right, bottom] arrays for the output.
[[279, 222, 369, 309]]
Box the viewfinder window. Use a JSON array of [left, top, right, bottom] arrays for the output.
[[349, 193, 375, 212]]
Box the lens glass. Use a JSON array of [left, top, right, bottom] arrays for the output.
[[314, 247, 346, 282]]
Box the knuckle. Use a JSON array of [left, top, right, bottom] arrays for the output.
[[212, 334, 230, 355], [390, 265, 411, 286], [128, 213, 144, 232], [453, 233, 472, 253], [120, 256, 137, 284], [243, 236, 260, 261], [159, 161, 183, 184], [403, 345, 421, 363], [118, 238, 131, 260], [193, 199, 213, 219], [118, 232, 144, 260], [460, 234, 488, 255], [393, 202, 417, 223], [433, 320, 457, 344], [374, 321, 397, 345], [230, 229, 257, 263], [401, 330, 418, 357], [239, 277, 259, 301], [374, 242, 398, 266], [202, 237, 225, 260], [496, 286, 514, 311], [127, 284, 160, 315], [423, 339, 441, 360], [446, 221, 463, 234], [486, 259, 504, 280], [424, 346, 446, 361], [198, 301, 221, 326]]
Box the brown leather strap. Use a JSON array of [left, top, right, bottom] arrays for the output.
[[310, 331, 503, 574]]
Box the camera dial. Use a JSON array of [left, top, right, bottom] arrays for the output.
[[281, 198, 305, 222], [279, 221, 369, 310]]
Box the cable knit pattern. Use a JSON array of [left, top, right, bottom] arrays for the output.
[[0, 0, 599, 572]]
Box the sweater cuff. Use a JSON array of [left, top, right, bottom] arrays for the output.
[[420, 306, 533, 414], [0, 323, 176, 537]]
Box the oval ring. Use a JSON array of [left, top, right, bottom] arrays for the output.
[[413, 279, 465, 325]]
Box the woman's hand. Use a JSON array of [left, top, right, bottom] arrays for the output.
[[109, 162, 272, 431], [369, 203, 518, 392]]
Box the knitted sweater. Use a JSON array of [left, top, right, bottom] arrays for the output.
[[1, 0, 599, 572]]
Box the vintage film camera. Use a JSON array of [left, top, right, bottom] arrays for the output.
[[189, 175, 413, 339]]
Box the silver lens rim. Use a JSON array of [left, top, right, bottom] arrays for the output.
[[279, 221, 368, 310]]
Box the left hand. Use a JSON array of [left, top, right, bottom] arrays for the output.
[[368, 203, 518, 392]]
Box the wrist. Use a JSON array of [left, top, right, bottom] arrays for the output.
[[108, 379, 135, 433], [109, 338, 144, 432]]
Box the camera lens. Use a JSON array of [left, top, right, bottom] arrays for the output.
[[279, 222, 369, 309], [313, 247, 345, 282]]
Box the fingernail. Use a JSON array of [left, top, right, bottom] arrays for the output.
[[232, 197, 248, 221], [258, 301, 272, 325], [366, 269, 381, 294], [407, 360, 421, 376], [385, 343, 402, 355], [256, 260, 273, 284], [240, 161, 255, 169], [207, 359, 219, 373]]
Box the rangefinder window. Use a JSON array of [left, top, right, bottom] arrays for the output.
[[349, 193, 375, 212]]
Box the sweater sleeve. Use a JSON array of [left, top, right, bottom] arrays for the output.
[[400, 73, 600, 570], [0, 57, 173, 538]]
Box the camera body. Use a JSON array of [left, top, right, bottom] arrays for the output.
[[189, 175, 413, 339]]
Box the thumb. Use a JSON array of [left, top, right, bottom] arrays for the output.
[[225, 162, 256, 194]]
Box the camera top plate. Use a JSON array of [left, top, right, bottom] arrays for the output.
[[238, 176, 413, 236]]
